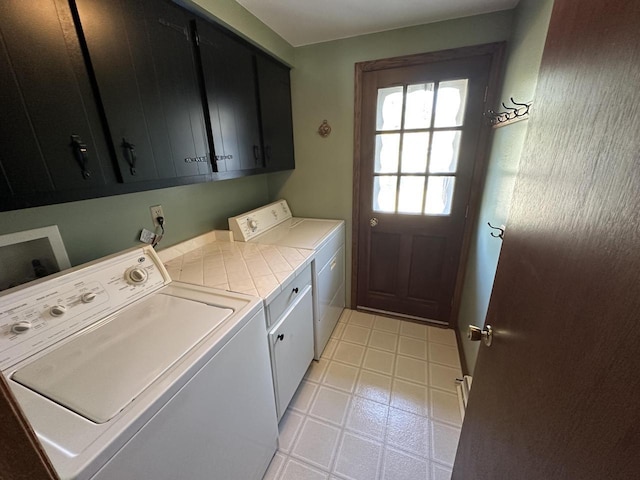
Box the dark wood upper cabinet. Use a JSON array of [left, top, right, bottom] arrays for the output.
[[256, 55, 295, 172], [0, 0, 114, 211], [73, 0, 212, 183], [0, 0, 295, 212], [193, 19, 263, 173]]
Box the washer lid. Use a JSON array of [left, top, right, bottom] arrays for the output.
[[12, 293, 232, 423]]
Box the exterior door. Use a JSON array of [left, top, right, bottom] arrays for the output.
[[453, 1, 640, 478], [355, 47, 499, 323]]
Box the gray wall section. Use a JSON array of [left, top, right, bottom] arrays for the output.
[[456, 0, 554, 375], [0, 176, 269, 266]]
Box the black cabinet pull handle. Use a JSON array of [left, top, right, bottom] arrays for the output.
[[292, 287, 299, 294], [70, 135, 91, 179], [277, 334, 284, 341], [122, 138, 137, 175]]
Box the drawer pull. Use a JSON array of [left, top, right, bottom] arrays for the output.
[[330, 259, 337, 270], [277, 334, 285, 342], [292, 287, 299, 294]]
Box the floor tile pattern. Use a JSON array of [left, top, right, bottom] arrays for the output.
[[263, 309, 463, 480]]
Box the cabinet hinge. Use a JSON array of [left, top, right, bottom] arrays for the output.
[[483, 86, 489, 103], [194, 31, 200, 46], [465, 204, 469, 219]]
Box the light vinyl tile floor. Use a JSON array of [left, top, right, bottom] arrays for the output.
[[263, 309, 463, 480]]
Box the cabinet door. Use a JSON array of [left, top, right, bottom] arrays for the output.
[[194, 20, 262, 173], [269, 286, 313, 419], [0, 0, 113, 208], [256, 55, 295, 171], [74, 0, 211, 183]]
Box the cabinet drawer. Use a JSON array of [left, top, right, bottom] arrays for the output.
[[269, 286, 314, 419], [266, 265, 311, 328]]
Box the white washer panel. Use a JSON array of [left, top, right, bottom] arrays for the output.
[[13, 293, 232, 423]]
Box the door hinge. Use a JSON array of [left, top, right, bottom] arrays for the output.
[[483, 86, 489, 103]]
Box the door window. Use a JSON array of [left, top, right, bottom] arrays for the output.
[[373, 79, 468, 215]]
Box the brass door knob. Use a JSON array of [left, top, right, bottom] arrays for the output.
[[468, 325, 493, 347]]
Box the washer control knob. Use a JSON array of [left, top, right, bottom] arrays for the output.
[[11, 321, 32, 334], [126, 267, 148, 284], [81, 292, 97, 303], [247, 218, 258, 231], [50, 305, 67, 317]]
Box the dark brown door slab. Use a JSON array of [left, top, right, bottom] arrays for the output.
[[453, 1, 640, 478], [354, 47, 502, 324]]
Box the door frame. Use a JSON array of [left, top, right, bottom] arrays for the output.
[[351, 42, 506, 328]]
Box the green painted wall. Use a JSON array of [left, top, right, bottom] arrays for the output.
[[268, 11, 515, 304], [457, 0, 554, 375], [0, 0, 290, 267], [0, 177, 269, 266]]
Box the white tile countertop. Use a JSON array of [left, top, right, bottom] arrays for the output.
[[158, 231, 314, 303]]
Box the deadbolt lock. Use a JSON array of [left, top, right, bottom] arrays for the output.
[[468, 324, 493, 347]]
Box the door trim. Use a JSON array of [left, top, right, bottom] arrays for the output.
[[351, 42, 506, 328]]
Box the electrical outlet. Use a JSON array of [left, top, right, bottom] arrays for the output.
[[150, 205, 165, 227]]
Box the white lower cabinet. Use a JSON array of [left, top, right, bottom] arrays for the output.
[[268, 285, 314, 420]]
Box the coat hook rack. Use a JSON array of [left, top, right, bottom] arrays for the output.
[[484, 97, 532, 128], [487, 222, 505, 240]]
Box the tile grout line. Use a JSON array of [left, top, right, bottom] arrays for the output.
[[268, 309, 458, 479]]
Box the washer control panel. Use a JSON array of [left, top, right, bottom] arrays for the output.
[[0, 247, 170, 371], [228, 199, 292, 242]]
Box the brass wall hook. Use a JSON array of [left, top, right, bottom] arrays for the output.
[[318, 119, 331, 138]]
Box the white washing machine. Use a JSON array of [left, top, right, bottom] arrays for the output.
[[0, 246, 278, 480], [229, 200, 345, 359]]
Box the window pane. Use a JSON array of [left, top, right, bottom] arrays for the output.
[[404, 83, 434, 129], [430, 131, 461, 173], [401, 132, 429, 173], [424, 176, 455, 215], [398, 176, 426, 214], [375, 134, 400, 173], [434, 79, 468, 127], [373, 176, 397, 212], [376, 86, 404, 131]]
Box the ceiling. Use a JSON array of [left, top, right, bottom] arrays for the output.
[[235, 0, 520, 47]]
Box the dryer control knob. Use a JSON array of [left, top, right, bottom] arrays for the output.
[[81, 292, 97, 303], [126, 267, 148, 284], [11, 321, 32, 334], [248, 219, 258, 231], [50, 305, 67, 317]]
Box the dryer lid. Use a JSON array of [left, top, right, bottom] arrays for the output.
[[252, 218, 340, 249], [12, 293, 232, 423]]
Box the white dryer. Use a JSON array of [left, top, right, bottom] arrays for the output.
[[0, 246, 278, 480], [229, 200, 345, 358]]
